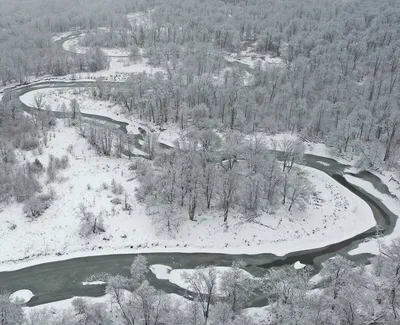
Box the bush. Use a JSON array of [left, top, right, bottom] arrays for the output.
[[46, 163, 57, 182], [13, 168, 41, 202], [111, 179, 124, 195], [20, 138, 39, 151], [66, 144, 74, 154], [60, 155, 69, 169], [46, 154, 70, 182], [23, 193, 52, 218], [29, 159, 44, 174], [111, 197, 122, 205], [78, 204, 106, 237]]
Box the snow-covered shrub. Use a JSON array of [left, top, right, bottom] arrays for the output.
[[46, 161, 57, 182], [111, 179, 124, 195], [60, 155, 69, 169], [78, 204, 105, 237], [13, 167, 41, 202], [20, 137, 39, 151], [111, 197, 122, 205], [46, 154, 70, 182], [66, 144, 74, 154], [0, 146, 16, 164], [23, 193, 52, 218], [29, 158, 44, 174]]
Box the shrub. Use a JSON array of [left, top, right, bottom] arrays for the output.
[[23, 193, 52, 218], [60, 155, 69, 169], [30, 159, 44, 174], [20, 138, 39, 151], [111, 179, 124, 195], [78, 204, 106, 237]]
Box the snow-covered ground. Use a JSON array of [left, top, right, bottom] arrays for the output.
[[294, 261, 306, 269], [10, 290, 34, 304], [0, 120, 375, 270], [243, 306, 272, 325]]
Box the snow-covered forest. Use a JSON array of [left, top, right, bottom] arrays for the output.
[[1, 0, 400, 323], [1, 0, 400, 165]]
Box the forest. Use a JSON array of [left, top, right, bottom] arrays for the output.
[[1, 0, 399, 167]]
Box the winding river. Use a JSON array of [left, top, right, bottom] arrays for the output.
[[0, 34, 398, 308]]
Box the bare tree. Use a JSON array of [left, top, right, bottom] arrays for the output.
[[182, 267, 218, 325]]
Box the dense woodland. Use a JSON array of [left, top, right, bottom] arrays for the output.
[[1, 0, 400, 167], [3, 239, 400, 324]]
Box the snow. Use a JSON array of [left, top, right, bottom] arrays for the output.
[[62, 36, 87, 54], [345, 174, 400, 256], [149, 264, 172, 280], [9, 290, 34, 304], [82, 281, 106, 286], [294, 261, 306, 269], [243, 306, 272, 324], [316, 161, 330, 167], [23, 295, 109, 317]]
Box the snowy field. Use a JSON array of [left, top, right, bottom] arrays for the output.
[[0, 120, 375, 270]]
